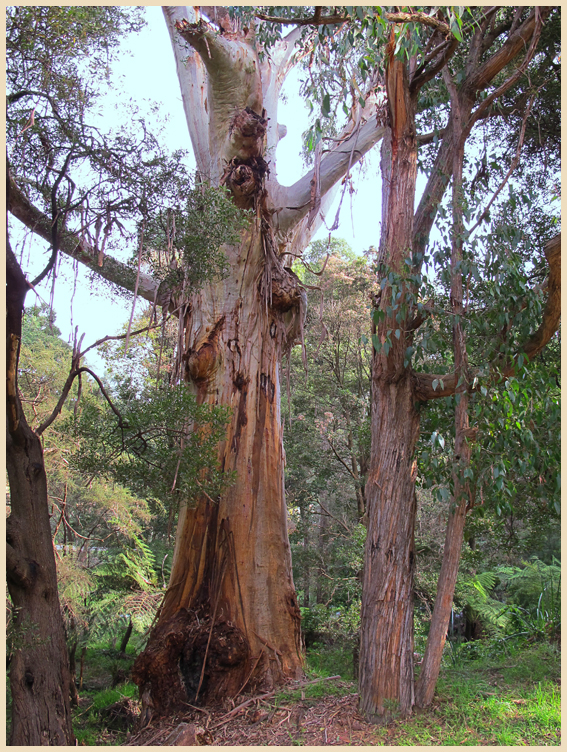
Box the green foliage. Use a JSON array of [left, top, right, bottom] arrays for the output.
[[306, 646, 357, 682], [65, 380, 230, 506], [142, 184, 249, 290], [8, 4, 236, 306], [457, 558, 561, 646]]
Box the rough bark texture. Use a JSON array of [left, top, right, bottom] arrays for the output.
[[133, 223, 306, 712], [359, 50, 420, 720], [131, 7, 386, 716], [360, 375, 420, 720], [6, 243, 75, 746]]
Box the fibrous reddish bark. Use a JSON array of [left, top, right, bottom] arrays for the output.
[[360, 8, 554, 720], [359, 48, 420, 720]]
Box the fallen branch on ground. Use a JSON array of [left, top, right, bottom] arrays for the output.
[[209, 674, 342, 729]]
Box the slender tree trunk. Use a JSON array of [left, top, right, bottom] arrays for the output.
[[6, 242, 75, 745], [69, 641, 80, 707], [302, 506, 311, 609], [120, 618, 134, 655], [416, 88, 472, 708], [345, 416, 365, 519], [359, 50, 420, 720], [316, 509, 329, 605]]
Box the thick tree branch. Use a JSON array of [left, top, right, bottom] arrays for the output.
[[255, 11, 348, 27], [465, 8, 545, 94], [256, 10, 451, 36], [413, 233, 561, 401], [275, 116, 385, 235], [417, 128, 447, 146], [162, 7, 211, 177], [411, 36, 459, 92], [510, 233, 561, 367], [7, 171, 162, 305]]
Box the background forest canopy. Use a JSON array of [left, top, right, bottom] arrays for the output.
[[6, 4, 560, 745]]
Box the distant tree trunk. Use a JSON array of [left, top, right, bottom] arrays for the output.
[[345, 418, 365, 519], [69, 641, 80, 707], [316, 509, 329, 605], [6, 241, 75, 746], [120, 618, 134, 655], [302, 508, 311, 609]]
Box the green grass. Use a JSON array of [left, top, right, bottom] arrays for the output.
[[305, 644, 357, 681], [90, 682, 138, 710], [8, 637, 560, 746], [369, 642, 560, 746], [70, 639, 140, 745]]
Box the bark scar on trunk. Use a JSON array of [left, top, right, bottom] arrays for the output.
[[186, 315, 225, 388], [221, 108, 269, 208], [222, 156, 269, 209]]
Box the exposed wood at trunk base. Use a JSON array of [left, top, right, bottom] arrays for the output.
[[132, 607, 251, 718]]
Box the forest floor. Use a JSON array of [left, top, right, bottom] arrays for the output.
[[69, 640, 560, 746]]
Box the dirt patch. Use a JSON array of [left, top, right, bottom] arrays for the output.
[[125, 678, 390, 746]]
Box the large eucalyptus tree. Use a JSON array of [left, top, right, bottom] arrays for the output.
[[8, 5, 386, 716], [129, 7, 389, 714]]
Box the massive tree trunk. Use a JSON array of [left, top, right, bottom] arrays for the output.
[[6, 242, 75, 746], [6, 5, 385, 719], [131, 6, 385, 715]]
